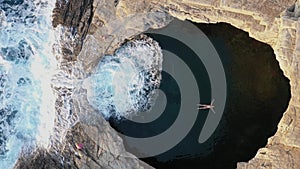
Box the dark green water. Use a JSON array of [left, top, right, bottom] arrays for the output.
[[109, 22, 291, 169]]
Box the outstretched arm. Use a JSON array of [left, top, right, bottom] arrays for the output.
[[211, 107, 216, 114], [211, 99, 215, 105]]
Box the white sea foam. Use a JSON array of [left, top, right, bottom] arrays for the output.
[[0, 0, 57, 168], [83, 36, 163, 119], [1, 1, 164, 168]]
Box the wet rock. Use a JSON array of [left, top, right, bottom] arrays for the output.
[[14, 148, 66, 169], [15, 0, 300, 168], [52, 0, 94, 60]]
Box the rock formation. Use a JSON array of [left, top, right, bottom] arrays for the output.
[[14, 0, 300, 168], [139, 0, 300, 168]]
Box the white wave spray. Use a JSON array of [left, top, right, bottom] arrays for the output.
[[83, 35, 163, 120], [0, 0, 58, 168]]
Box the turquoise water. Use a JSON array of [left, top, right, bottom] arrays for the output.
[[0, 1, 55, 168]]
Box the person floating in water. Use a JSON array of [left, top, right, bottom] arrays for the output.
[[197, 99, 216, 114]]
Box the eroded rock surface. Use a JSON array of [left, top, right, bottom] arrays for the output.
[[52, 0, 94, 59], [140, 0, 300, 168], [79, 0, 300, 168], [14, 0, 300, 168]]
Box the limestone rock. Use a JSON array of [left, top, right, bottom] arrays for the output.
[[85, 0, 299, 168], [77, 0, 172, 74], [147, 0, 300, 168], [52, 0, 94, 60], [15, 0, 300, 168]]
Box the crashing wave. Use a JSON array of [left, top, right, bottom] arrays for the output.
[[0, 0, 164, 167], [0, 0, 56, 168], [83, 35, 163, 120]]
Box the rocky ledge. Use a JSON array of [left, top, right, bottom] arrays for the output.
[[15, 0, 300, 168]]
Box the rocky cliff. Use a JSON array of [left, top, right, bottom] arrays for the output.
[[15, 0, 300, 168]]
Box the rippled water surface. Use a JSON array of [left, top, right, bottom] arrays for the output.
[[0, 2, 291, 169], [109, 21, 291, 169]]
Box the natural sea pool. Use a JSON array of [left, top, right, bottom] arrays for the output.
[[109, 21, 291, 169]]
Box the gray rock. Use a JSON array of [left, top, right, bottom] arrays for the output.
[[15, 0, 300, 168]]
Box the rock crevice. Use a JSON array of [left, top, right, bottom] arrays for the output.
[[15, 0, 300, 168]]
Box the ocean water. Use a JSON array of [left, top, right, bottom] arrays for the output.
[[0, 1, 290, 169], [1, 1, 164, 168], [0, 0, 57, 168]]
